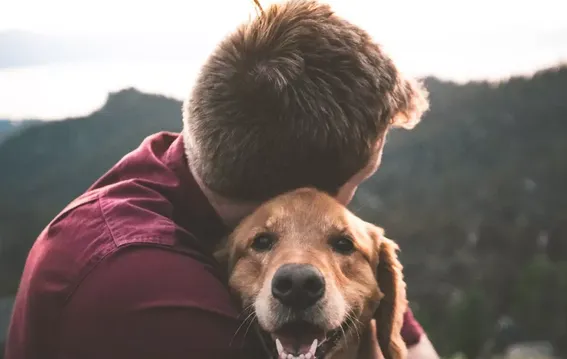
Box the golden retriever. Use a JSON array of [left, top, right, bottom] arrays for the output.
[[215, 188, 408, 359]]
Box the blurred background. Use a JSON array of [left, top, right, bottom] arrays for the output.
[[1, 0, 566, 358]]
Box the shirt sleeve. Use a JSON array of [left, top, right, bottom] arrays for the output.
[[401, 307, 424, 347], [57, 246, 264, 359]]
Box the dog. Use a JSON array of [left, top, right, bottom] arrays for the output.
[[215, 188, 408, 359]]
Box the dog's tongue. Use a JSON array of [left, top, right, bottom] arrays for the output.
[[273, 322, 324, 358]]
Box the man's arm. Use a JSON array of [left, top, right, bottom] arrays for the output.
[[366, 313, 440, 359], [402, 309, 440, 359], [407, 335, 440, 359], [57, 246, 262, 359]]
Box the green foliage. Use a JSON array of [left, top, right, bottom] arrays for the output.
[[509, 255, 567, 352], [444, 352, 469, 359], [351, 65, 567, 358], [446, 286, 494, 359]]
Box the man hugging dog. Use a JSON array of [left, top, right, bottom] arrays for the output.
[[6, 1, 436, 358]]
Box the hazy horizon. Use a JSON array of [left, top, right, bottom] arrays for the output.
[[1, 0, 567, 120]]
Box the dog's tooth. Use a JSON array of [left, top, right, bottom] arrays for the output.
[[276, 339, 284, 357], [305, 354, 312, 359], [299, 355, 305, 359], [309, 339, 318, 356], [287, 354, 293, 359]]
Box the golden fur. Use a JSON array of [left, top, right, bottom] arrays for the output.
[[216, 188, 408, 359]]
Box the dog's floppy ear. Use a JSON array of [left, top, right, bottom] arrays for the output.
[[213, 237, 230, 265], [213, 225, 252, 273], [370, 225, 408, 359]]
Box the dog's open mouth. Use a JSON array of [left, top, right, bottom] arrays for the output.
[[268, 320, 349, 359]]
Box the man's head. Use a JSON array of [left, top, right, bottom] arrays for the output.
[[183, 0, 429, 204]]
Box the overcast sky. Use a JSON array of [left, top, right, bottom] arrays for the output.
[[2, 0, 566, 36], [1, 0, 566, 120], [2, 0, 567, 80], [2, 0, 566, 79]]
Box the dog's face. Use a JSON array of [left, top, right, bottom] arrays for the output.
[[216, 188, 407, 359]]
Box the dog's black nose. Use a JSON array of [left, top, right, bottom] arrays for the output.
[[271, 263, 325, 309]]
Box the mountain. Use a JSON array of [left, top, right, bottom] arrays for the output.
[[1, 66, 567, 359], [0, 120, 13, 134], [351, 65, 567, 358], [0, 119, 41, 142]]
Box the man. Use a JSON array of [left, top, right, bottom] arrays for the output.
[[5, 1, 438, 358]]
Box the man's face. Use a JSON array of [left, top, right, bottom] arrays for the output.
[[335, 137, 385, 205]]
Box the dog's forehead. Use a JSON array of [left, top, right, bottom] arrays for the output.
[[255, 189, 359, 235]]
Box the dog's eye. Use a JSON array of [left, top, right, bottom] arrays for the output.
[[251, 233, 276, 252], [330, 235, 355, 255]]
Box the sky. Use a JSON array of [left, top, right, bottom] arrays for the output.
[[1, 0, 566, 37], [1, 0, 567, 120]]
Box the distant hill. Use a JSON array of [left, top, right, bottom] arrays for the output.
[[0, 120, 13, 133], [0, 88, 182, 295], [351, 65, 567, 357], [0, 119, 41, 142], [0, 66, 566, 359]]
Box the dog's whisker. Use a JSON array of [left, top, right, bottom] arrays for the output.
[[237, 304, 254, 319], [348, 312, 363, 326], [338, 316, 349, 349], [341, 312, 363, 348], [230, 310, 256, 346], [348, 313, 362, 343], [242, 313, 258, 339], [341, 327, 349, 349], [231, 312, 254, 342], [284, 308, 292, 325], [351, 204, 363, 214]]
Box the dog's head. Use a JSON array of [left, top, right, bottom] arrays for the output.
[[216, 188, 407, 359]]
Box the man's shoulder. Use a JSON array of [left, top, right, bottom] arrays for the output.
[[54, 247, 261, 359], [27, 129, 225, 299], [96, 182, 179, 248], [65, 245, 238, 320], [11, 198, 245, 359], [25, 177, 215, 303], [39, 183, 181, 257]]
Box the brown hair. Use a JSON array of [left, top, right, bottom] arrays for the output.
[[183, 0, 429, 202]]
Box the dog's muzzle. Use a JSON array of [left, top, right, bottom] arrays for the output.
[[268, 263, 327, 358]]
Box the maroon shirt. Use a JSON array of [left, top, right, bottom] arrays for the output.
[[5, 132, 423, 359]]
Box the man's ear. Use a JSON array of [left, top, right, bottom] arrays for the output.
[[369, 225, 408, 359]]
